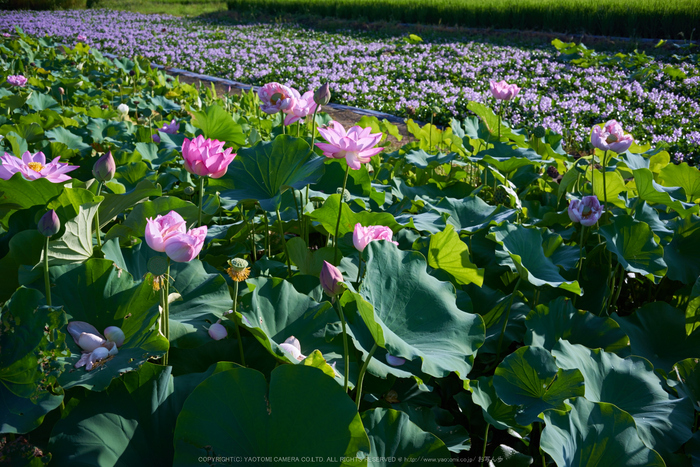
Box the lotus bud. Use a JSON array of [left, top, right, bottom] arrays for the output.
[[184, 186, 195, 196], [104, 326, 125, 347], [92, 151, 116, 182], [38, 209, 60, 237], [314, 83, 331, 106], [117, 103, 129, 115], [78, 332, 106, 352], [208, 322, 227, 340], [148, 79, 155, 87], [320, 261, 344, 297], [58, 87, 65, 95], [336, 187, 351, 202]]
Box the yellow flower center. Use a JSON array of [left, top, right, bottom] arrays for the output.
[[27, 162, 44, 172]]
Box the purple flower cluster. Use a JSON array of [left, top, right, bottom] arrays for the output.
[[2, 9, 697, 159]]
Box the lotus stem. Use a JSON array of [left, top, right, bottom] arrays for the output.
[[94, 181, 103, 249], [291, 189, 302, 242], [334, 299, 350, 393], [310, 106, 319, 146], [263, 211, 270, 257], [251, 207, 257, 262], [481, 423, 490, 467], [44, 237, 51, 306], [233, 281, 246, 367], [573, 226, 586, 306], [333, 163, 351, 266], [602, 150, 609, 215], [163, 259, 171, 366], [494, 277, 522, 364], [356, 343, 378, 410], [197, 176, 205, 228], [305, 185, 310, 246], [276, 207, 292, 277], [355, 257, 363, 284]]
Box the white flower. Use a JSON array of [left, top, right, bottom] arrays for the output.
[[67, 321, 124, 371], [279, 336, 306, 361], [117, 103, 129, 114]]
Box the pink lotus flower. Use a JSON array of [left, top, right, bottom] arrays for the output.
[[316, 121, 384, 170], [163, 226, 207, 262], [568, 196, 603, 226], [7, 75, 27, 87], [284, 90, 319, 125], [258, 82, 298, 114], [353, 223, 398, 252], [591, 120, 634, 154], [181, 135, 236, 179], [145, 211, 187, 252], [0, 151, 78, 182], [489, 80, 520, 101]]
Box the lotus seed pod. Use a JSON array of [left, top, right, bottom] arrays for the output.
[[104, 326, 125, 347], [546, 165, 559, 179], [313, 82, 331, 106], [336, 187, 351, 203], [184, 186, 195, 196], [229, 257, 249, 272], [534, 125, 546, 139], [38, 209, 60, 237], [208, 323, 227, 341], [493, 186, 508, 206], [148, 79, 155, 87]]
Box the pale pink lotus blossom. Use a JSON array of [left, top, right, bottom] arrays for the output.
[[353, 223, 398, 252], [67, 321, 124, 371], [320, 260, 344, 297], [591, 120, 634, 154], [489, 80, 520, 101], [279, 336, 306, 361], [258, 82, 298, 114], [7, 75, 27, 87], [145, 211, 187, 252], [181, 135, 236, 179], [0, 151, 78, 182], [568, 196, 603, 226], [208, 322, 227, 340], [316, 121, 383, 170], [284, 90, 319, 125], [163, 226, 207, 262]]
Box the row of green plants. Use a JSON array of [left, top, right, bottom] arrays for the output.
[[1, 29, 700, 466]]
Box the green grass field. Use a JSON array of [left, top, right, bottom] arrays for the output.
[[226, 0, 700, 39]]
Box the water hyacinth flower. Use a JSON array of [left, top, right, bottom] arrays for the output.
[[279, 336, 306, 361], [0, 151, 78, 182], [316, 121, 384, 170], [320, 260, 344, 297], [38, 210, 60, 237], [76, 34, 87, 41], [284, 90, 319, 125], [568, 196, 603, 226], [145, 210, 187, 252], [7, 75, 27, 87], [152, 119, 179, 143], [489, 80, 520, 101], [353, 223, 398, 252], [92, 151, 115, 182], [258, 82, 298, 114], [67, 321, 124, 371], [181, 135, 236, 179], [591, 120, 634, 153]]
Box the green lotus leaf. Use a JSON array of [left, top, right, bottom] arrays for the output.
[[493, 346, 585, 425], [668, 358, 700, 412], [487, 223, 581, 294], [361, 408, 453, 466], [46, 126, 92, 156], [427, 225, 484, 286], [632, 168, 699, 217], [46, 200, 101, 265], [190, 104, 245, 149], [591, 169, 627, 208], [612, 301, 700, 372], [388, 403, 470, 453], [488, 445, 533, 467], [356, 241, 485, 380], [468, 376, 521, 431], [598, 215, 667, 283], [0, 172, 65, 212], [46, 187, 101, 222], [525, 297, 629, 355], [173, 366, 370, 465], [48, 362, 236, 466], [541, 398, 665, 467], [404, 149, 458, 169], [552, 341, 693, 456], [212, 135, 325, 212], [308, 193, 400, 237], [663, 215, 700, 284], [658, 162, 700, 203], [428, 195, 517, 233], [98, 179, 162, 228], [0, 229, 44, 302], [286, 237, 335, 276], [477, 143, 548, 174], [47, 259, 167, 391]]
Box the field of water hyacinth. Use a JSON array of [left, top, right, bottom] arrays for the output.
[[1, 9, 700, 164], [2, 14, 700, 467]]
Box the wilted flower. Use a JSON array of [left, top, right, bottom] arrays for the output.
[[145, 211, 187, 252], [316, 121, 383, 170], [181, 135, 236, 179], [117, 103, 129, 115], [104, 326, 125, 347], [314, 83, 331, 106], [353, 223, 398, 252], [320, 261, 344, 297], [67, 321, 123, 371], [591, 120, 634, 154], [0, 151, 78, 182], [568, 196, 603, 226], [258, 82, 298, 114], [7, 75, 27, 87], [279, 336, 306, 361], [38, 210, 60, 237], [92, 151, 116, 182], [208, 322, 227, 340], [284, 90, 319, 125], [489, 80, 520, 101]]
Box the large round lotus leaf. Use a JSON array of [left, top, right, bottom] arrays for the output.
[[427, 195, 517, 233], [173, 366, 370, 466], [541, 398, 665, 467], [468, 376, 521, 431], [668, 358, 700, 412], [356, 241, 485, 380], [235, 277, 354, 385], [493, 346, 585, 425], [552, 341, 693, 456], [658, 161, 700, 203], [663, 215, 700, 285], [389, 403, 470, 453], [632, 168, 699, 217], [598, 215, 667, 283], [49, 362, 236, 466], [0, 288, 67, 434], [612, 302, 700, 373], [361, 408, 453, 466], [525, 297, 629, 355], [488, 445, 533, 467], [47, 259, 167, 391], [211, 135, 325, 212], [308, 193, 400, 237], [0, 172, 65, 211], [487, 224, 581, 295], [426, 225, 484, 286]]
